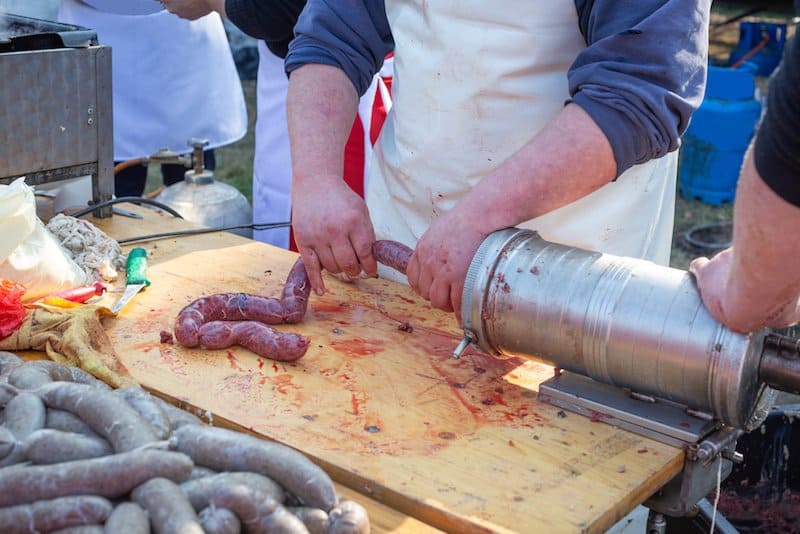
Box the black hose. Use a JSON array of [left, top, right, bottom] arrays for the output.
[[683, 221, 732, 252], [67, 197, 184, 219], [118, 222, 292, 245]]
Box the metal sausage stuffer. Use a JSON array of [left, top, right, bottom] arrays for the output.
[[456, 228, 800, 515], [457, 229, 800, 435]]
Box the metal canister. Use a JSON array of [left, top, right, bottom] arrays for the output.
[[155, 166, 253, 239], [460, 228, 775, 429]]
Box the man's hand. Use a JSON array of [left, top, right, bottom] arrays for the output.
[[691, 249, 800, 333], [291, 177, 377, 296], [161, 0, 225, 20], [689, 250, 734, 328], [406, 205, 488, 321]]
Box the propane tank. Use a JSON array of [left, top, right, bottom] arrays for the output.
[[457, 228, 779, 430], [155, 139, 253, 238]]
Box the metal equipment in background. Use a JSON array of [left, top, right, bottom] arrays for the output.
[[0, 13, 113, 217], [155, 139, 253, 239], [455, 228, 800, 516]]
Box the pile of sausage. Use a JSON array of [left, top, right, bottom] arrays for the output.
[[0, 354, 369, 533], [173, 241, 413, 362]]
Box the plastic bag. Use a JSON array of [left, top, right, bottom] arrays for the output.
[[0, 278, 26, 339], [0, 178, 89, 301]]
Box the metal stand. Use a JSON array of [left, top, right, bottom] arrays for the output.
[[539, 372, 744, 516], [538, 372, 717, 449]]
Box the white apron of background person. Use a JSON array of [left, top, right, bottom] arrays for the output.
[[58, 1, 247, 161], [253, 45, 393, 248], [368, 0, 678, 283]]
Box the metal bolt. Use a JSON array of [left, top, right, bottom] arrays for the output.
[[87, 118, 94, 125], [87, 107, 94, 115]]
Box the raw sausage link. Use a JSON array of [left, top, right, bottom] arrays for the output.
[[0, 495, 112, 534], [131, 477, 204, 534], [34, 382, 157, 452], [0, 351, 22, 377], [3, 391, 46, 440], [115, 387, 172, 440], [372, 240, 413, 275], [198, 506, 241, 534], [175, 258, 309, 343], [0, 449, 193, 507], [281, 257, 312, 324], [0, 427, 15, 460], [328, 500, 370, 534], [197, 321, 310, 362], [286, 506, 330, 534], [23, 429, 113, 464], [174, 293, 285, 347], [180, 471, 286, 510], [206, 484, 309, 534], [45, 409, 101, 438], [8, 360, 110, 391], [174, 244, 408, 361], [104, 502, 149, 534], [170, 424, 337, 512]]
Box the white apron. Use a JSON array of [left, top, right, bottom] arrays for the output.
[[252, 42, 293, 247], [368, 0, 677, 282], [58, 1, 247, 160]]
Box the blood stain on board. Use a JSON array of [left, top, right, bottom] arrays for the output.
[[269, 374, 301, 395], [329, 338, 385, 358], [222, 373, 253, 395], [157, 345, 189, 376], [227, 352, 245, 371], [350, 391, 368, 415], [311, 301, 351, 315]]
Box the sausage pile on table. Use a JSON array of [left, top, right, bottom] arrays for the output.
[[0, 353, 370, 534], [173, 241, 414, 362]]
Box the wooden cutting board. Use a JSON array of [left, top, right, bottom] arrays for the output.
[[91, 208, 683, 533]]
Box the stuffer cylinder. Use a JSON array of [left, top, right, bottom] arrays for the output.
[[460, 229, 785, 430]]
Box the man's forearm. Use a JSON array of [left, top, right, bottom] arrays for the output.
[[286, 64, 360, 190], [723, 151, 800, 330], [454, 103, 617, 231]]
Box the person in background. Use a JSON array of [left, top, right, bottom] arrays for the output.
[[160, 0, 393, 250], [58, 1, 247, 198], [691, 33, 800, 334], [284, 1, 711, 318]]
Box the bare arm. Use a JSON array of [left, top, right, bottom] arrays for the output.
[[457, 103, 614, 230], [286, 64, 376, 294], [407, 103, 616, 316], [690, 150, 800, 332]]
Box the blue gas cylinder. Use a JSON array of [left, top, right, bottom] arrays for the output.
[[729, 22, 786, 77], [677, 62, 761, 205]]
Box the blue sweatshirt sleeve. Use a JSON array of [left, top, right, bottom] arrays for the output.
[[285, 0, 392, 96], [571, 0, 711, 176]]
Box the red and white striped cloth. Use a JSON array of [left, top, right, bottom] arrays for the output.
[[289, 55, 394, 251]]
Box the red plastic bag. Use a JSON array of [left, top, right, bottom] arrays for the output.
[[0, 278, 26, 339]]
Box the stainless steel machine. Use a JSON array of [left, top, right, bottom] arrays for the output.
[[455, 228, 800, 516], [0, 13, 113, 217]]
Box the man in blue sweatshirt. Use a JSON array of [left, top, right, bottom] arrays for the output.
[[282, 0, 711, 318]]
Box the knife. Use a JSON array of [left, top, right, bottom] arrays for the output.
[[111, 247, 151, 314]]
